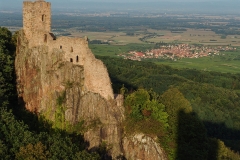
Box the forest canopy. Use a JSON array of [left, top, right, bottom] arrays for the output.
[[97, 55, 240, 159], [1, 26, 240, 159]]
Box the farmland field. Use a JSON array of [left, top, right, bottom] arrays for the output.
[[70, 28, 240, 46], [69, 29, 145, 45], [146, 29, 240, 46], [154, 51, 240, 74]]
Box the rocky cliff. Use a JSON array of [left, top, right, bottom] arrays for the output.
[[15, 0, 169, 159], [15, 30, 124, 158], [15, 29, 168, 159], [123, 134, 168, 160]]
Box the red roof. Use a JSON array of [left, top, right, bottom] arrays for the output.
[[135, 52, 144, 57]]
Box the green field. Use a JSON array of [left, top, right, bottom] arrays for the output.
[[154, 51, 240, 74], [90, 43, 240, 74]]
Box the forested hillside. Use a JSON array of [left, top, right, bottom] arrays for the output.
[[97, 55, 240, 159], [1, 25, 240, 159], [0, 27, 102, 159]]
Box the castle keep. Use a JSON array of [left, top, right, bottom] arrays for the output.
[[22, 0, 87, 66], [21, 0, 114, 100], [23, 0, 51, 39]]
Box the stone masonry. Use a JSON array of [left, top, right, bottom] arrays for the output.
[[23, 0, 51, 40], [22, 0, 114, 100]]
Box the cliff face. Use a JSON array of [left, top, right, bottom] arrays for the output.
[[15, 30, 124, 158], [123, 134, 168, 160], [15, 30, 169, 159], [16, 1, 168, 159]]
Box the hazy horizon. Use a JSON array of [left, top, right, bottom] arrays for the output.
[[0, 0, 240, 14]]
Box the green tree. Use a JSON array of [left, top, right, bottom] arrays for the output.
[[125, 89, 169, 126], [16, 142, 49, 160], [160, 88, 192, 159], [149, 100, 169, 128], [0, 140, 9, 159], [160, 88, 209, 160], [0, 27, 16, 107], [160, 87, 192, 128], [0, 27, 15, 54]]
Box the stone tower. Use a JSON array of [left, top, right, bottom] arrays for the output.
[[23, 0, 51, 40]]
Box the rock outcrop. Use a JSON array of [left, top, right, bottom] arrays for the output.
[[15, 30, 124, 158], [123, 133, 168, 160]]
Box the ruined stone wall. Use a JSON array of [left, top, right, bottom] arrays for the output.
[[22, 33, 114, 101], [23, 0, 51, 40], [45, 36, 114, 100], [23, 0, 114, 100]]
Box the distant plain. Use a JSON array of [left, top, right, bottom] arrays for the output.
[[1, 11, 240, 74], [70, 28, 240, 46]]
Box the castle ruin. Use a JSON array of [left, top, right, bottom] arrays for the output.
[[16, 1, 167, 159], [23, 0, 51, 40], [21, 0, 114, 100]]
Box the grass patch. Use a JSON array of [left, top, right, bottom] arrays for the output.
[[154, 51, 240, 74]]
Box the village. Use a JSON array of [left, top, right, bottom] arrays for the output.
[[119, 44, 236, 61]]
